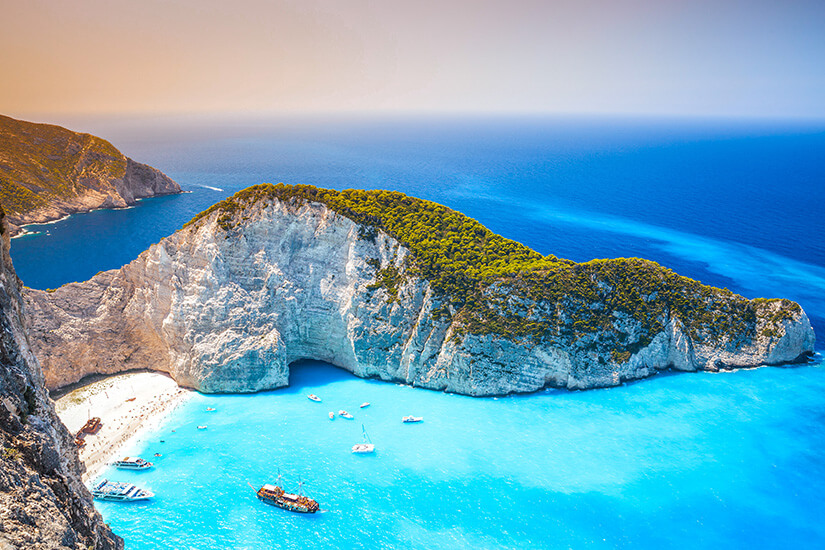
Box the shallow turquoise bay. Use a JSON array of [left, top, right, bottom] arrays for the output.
[[14, 117, 823, 548], [97, 362, 825, 549]]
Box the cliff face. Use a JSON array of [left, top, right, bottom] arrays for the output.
[[24, 186, 815, 395], [0, 114, 180, 235], [0, 207, 122, 549]]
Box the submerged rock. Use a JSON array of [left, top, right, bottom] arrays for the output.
[[25, 184, 815, 395]]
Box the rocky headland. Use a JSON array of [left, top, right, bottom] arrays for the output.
[[0, 114, 180, 236], [24, 184, 815, 395], [0, 206, 122, 549]]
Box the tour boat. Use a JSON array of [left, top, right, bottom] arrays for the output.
[[328, 411, 335, 420], [113, 456, 153, 470], [338, 410, 354, 419], [360, 402, 370, 408], [80, 417, 102, 434], [91, 480, 154, 501], [402, 416, 424, 423], [253, 474, 319, 514], [307, 394, 322, 402], [352, 424, 375, 454]]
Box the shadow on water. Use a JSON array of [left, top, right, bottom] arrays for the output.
[[285, 360, 363, 393]]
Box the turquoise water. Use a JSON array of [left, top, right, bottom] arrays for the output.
[[10, 116, 825, 547], [98, 362, 825, 549]]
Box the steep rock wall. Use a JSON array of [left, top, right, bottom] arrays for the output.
[[24, 197, 815, 396], [0, 207, 122, 549]]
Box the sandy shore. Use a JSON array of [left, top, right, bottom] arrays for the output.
[[53, 371, 194, 482]]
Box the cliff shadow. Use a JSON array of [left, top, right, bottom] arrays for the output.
[[285, 359, 360, 393]]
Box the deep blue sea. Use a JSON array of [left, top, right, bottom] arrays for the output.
[[12, 115, 825, 548]]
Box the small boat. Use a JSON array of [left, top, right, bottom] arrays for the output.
[[360, 402, 370, 408], [206, 407, 216, 412], [402, 416, 423, 423], [352, 424, 375, 454], [307, 394, 322, 402], [338, 410, 354, 419], [91, 479, 154, 501], [113, 456, 153, 470], [197, 425, 207, 430], [253, 473, 319, 514], [80, 417, 102, 435], [328, 411, 335, 420], [125, 397, 136, 402]]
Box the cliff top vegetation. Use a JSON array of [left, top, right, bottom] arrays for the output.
[[186, 184, 802, 355], [0, 114, 127, 216]]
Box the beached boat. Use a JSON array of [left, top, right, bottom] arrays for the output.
[[307, 394, 322, 402], [328, 411, 335, 420], [352, 424, 375, 454], [402, 416, 423, 423], [80, 417, 102, 434], [254, 475, 319, 514], [91, 479, 154, 501], [360, 402, 370, 408], [113, 456, 153, 470], [338, 410, 354, 419]]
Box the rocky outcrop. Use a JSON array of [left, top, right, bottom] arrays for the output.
[[23, 185, 815, 395], [0, 114, 180, 236], [0, 207, 122, 549]]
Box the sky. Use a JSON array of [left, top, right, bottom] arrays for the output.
[[2, 0, 825, 119]]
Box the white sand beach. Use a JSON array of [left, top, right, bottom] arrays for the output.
[[53, 371, 193, 482]]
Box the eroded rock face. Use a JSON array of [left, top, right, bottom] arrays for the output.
[[0, 208, 123, 549], [24, 197, 815, 396], [6, 158, 180, 236]]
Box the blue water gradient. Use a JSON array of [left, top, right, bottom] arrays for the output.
[[12, 116, 825, 340], [11, 116, 825, 547], [97, 362, 825, 549]]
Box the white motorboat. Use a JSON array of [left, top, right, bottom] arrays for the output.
[[307, 394, 322, 402], [206, 407, 216, 412], [352, 424, 375, 454], [402, 416, 423, 423], [113, 456, 153, 470], [91, 479, 154, 501], [360, 402, 370, 408], [197, 425, 207, 430], [338, 410, 354, 419]]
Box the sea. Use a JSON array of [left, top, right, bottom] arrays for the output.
[[11, 114, 825, 549]]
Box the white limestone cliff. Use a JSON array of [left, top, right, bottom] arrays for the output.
[[23, 197, 815, 395]]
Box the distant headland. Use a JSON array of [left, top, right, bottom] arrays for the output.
[[0, 114, 181, 236]]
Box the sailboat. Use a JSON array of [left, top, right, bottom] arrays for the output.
[[352, 424, 375, 454]]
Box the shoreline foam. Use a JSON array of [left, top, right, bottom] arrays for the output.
[[53, 371, 194, 482]]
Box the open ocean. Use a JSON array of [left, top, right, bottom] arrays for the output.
[[12, 115, 825, 548]]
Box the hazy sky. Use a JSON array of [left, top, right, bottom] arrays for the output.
[[3, 0, 825, 118]]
